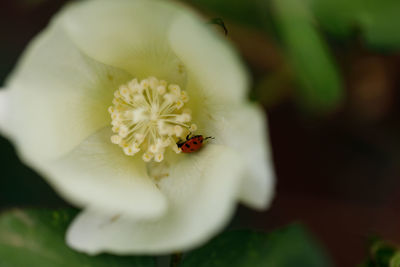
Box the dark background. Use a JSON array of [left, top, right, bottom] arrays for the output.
[[1, 1, 400, 266]]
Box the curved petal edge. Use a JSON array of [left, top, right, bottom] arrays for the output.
[[66, 145, 245, 254]]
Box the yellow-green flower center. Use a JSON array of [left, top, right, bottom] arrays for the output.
[[109, 77, 196, 162]]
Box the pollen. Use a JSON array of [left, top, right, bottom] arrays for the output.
[[109, 77, 195, 162]]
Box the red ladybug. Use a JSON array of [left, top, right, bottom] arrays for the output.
[[177, 134, 214, 153]]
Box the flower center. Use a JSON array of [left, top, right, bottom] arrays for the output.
[[109, 77, 196, 162]]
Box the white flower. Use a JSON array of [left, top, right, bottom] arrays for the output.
[[0, 0, 275, 255]]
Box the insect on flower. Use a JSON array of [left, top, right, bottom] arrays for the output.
[[177, 134, 214, 153]]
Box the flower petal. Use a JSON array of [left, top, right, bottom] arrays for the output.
[[38, 127, 166, 219], [59, 0, 187, 85], [168, 12, 249, 104], [66, 145, 245, 254], [6, 20, 132, 161], [217, 104, 275, 209]]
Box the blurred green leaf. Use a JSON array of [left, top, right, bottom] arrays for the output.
[[309, 0, 361, 38], [310, 0, 400, 50], [0, 209, 155, 267], [181, 225, 333, 267], [390, 253, 400, 267], [188, 0, 344, 112], [271, 0, 344, 112], [360, 237, 400, 267], [374, 242, 397, 266], [357, 0, 400, 50]]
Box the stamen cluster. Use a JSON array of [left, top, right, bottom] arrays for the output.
[[109, 77, 196, 162]]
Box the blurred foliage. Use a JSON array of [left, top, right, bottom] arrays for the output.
[[360, 238, 400, 267], [310, 0, 400, 50], [0, 208, 334, 267], [270, 0, 344, 112], [0, 209, 155, 267], [181, 225, 333, 267], [189, 0, 343, 112], [308, 0, 362, 38], [188, 0, 400, 113], [359, 0, 400, 50]]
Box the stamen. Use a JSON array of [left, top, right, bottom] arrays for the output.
[[111, 135, 122, 144], [110, 77, 196, 162]]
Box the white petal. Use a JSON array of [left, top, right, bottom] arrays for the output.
[[216, 104, 275, 209], [6, 20, 131, 161], [67, 145, 245, 254], [168, 12, 249, 104], [37, 128, 166, 219], [59, 0, 187, 85]]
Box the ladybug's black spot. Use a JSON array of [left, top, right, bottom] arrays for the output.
[[185, 143, 190, 148], [200, 139, 203, 143], [193, 141, 198, 145]]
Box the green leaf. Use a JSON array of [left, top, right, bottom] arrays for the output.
[[271, 0, 344, 113], [390, 253, 400, 267], [308, 0, 362, 39], [181, 224, 333, 267], [309, 0, 400, 50], [357, 0, 400, 50], [0, 209, 155, 267], [361, 238, 400, 267]]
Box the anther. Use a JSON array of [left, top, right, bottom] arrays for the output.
[[109, 77, 196, 162]]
